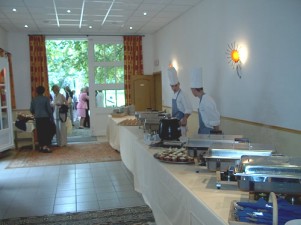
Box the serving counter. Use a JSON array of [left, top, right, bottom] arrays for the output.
[[118, 125, 249, 225], [106, 115, 136, 151]]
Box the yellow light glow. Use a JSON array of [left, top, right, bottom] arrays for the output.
[[231, 50, 240, 63], [238, 45, 248, 64], [169, 60, 179, 71]]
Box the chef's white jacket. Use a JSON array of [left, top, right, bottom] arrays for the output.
[[198, 94, 220, 128], [172, 90, 193, 115]]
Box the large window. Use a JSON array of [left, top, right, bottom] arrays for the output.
[[93, 42, 125, 108]]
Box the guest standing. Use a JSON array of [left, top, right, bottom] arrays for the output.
[[30, 86, 54, 153], [77, 87, 89, 129], [83, 86, 90, 128], [64, 86, 74, 126], [51, 84, 68, 146]]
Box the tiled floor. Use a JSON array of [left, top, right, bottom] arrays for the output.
[[0, 148, 147, 220]]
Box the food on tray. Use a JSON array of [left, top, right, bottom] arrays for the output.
[[118, 119, 141, 126], [154, 148, 194, 164]]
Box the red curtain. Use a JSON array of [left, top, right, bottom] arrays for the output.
[[123, 36, 143, 105], [29, 35, 50, 97], [0, 48, 16, 109]]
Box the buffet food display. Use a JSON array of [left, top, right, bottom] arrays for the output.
[[118, 118, 141, 126], [204, 142, 275, 172], [154, 148, 194, 164], [234, 155, 301, 197], [118, 114, 301, 225]]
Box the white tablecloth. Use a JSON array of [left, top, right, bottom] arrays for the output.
[[119, 125, 249, 225], [106, 115, 137, 151]]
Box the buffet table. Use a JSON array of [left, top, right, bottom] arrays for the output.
[[106, 115, 136, 151], [119, 125, 249, 225]]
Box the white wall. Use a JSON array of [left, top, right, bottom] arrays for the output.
[[142, 34, 155, 75], [154, 0, 301, 131], [7, 32, 31, 109]]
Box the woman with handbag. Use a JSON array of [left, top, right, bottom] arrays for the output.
[[51, 84, 68, 147]]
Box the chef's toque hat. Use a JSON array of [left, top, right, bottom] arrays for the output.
[[190, 67, 203, 88], [168, 67, 179, 85]]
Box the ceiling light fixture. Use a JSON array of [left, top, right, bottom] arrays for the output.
[[67, 10, 71, 13], [130, 26, 133, 30], [24, 25, 28, 28], [143, 12, 147, 16], [101, 0, 115, 26], [53, 0, 60, 27], [12, 8, 17, 12], [89, 25, 92, 29], [79, 0, 85, 28]]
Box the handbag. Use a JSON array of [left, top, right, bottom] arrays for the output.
[[59, 105, 68, 122]]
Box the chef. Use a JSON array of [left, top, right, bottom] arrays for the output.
[[168, 66, 193, 136], [190, 68, 220, 134]]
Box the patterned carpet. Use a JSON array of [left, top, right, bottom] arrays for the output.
[[6, 142, 121, 169], [0, 206, 156, 225]]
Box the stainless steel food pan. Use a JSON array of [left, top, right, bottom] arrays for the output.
[[185, 136, 246, 158], [235, 155, 301, 194], [203, 143, 275, 172]]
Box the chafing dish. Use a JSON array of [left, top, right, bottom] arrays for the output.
[[135, 111, 168, 131], [235, 155, 301, 198], [185, 135, 245, 162], [203, 142, 275, 189], [143, 118, 161, 133]]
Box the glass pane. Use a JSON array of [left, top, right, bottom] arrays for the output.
[[94, 67, 105, 84], [104, 44, 115, 62], [116, 67, 124, 84], [116, 90, 125, 107], [1, 108, 8, 129], [116, 44, 124, 61], [95, 90, 105, 107], [106, 67, 116, 84], [0, 86, 7, 107], [104, 90, 116, 107], [94, 44, 105, 61]]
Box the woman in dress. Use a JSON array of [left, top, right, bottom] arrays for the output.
[[51, 84, 68, 146], [76, 87, 89, 129], [30, 86, 54, 153]]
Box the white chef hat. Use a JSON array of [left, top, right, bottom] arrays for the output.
[[190, 67, 203, 88], [168, 67, 179, 85]]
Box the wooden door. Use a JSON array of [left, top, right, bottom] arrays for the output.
[[131, 75, 154, 111], [153, 72, 162, 111]]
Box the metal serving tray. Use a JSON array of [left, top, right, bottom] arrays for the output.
[[234, 155, 301, 194], [204, 143, 275, 172], [185, 135, 246, 158]]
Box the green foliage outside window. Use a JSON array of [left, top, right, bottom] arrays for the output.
[[46, 40, 88, 91]]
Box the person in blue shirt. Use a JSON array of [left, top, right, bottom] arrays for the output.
[[30, 86, 54, 153]]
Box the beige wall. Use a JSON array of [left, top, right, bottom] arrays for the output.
[[163, 106, 301, 157]]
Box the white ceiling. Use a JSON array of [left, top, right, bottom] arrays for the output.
[[0, 0, 202, 36]]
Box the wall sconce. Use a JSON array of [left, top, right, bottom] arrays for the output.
[[226, 42, 248, 79]]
